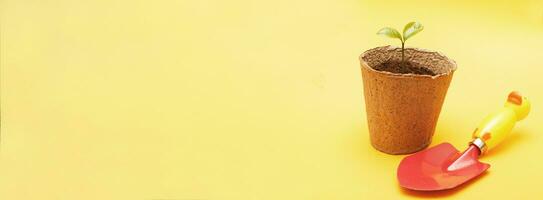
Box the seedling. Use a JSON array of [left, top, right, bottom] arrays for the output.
[[377, 22, 424, 65]]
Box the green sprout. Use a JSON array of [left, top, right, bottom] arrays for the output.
[[377, 22, 424, 64]]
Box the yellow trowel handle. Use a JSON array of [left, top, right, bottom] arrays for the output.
[[471, 91, 530, 154]]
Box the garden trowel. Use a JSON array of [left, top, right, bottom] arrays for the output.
[[397, 91, 530, 191]]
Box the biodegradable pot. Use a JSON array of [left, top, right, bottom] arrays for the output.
[[359, 46, 457, 155]]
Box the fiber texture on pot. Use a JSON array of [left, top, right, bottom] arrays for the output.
[[360, 46, 457, 154]]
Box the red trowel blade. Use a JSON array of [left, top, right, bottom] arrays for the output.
[[397, 143, 490, 191]]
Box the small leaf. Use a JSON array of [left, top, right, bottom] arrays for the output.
[[377, 27, 402, 41], [402, 21, 424, 41]]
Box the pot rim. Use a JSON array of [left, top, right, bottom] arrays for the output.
[[359, 45, 457, 79]]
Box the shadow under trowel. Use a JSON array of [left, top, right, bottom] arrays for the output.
[[483, 130, 530, 158]]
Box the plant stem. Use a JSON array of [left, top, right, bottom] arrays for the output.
[[401, 41, 405, 65]]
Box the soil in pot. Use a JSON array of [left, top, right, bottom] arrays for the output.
[[372, 60, 436, 76]]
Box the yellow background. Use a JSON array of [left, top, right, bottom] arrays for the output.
[[1, 0, 542, 199]]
